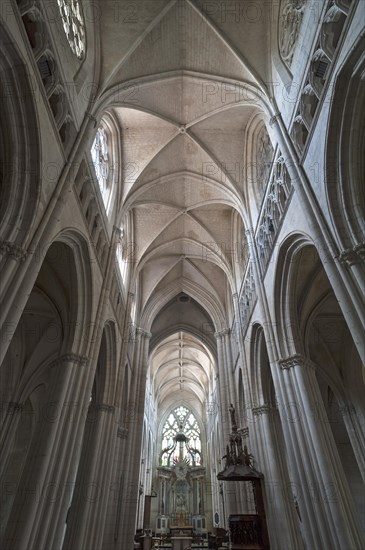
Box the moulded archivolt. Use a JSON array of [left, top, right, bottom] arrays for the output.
[[57, 0, 85, 59]]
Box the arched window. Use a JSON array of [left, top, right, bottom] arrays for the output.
[[255, 123, 274, 199], [116, 234, 127, 283], [91, 126, 110, 208], [57, 0, 86, 59], [116, 223, 130, 285], [161, 406, 202, 466]]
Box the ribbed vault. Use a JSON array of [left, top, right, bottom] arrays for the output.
[[95, 0, 272, 410], [150, 330, 214, 409]]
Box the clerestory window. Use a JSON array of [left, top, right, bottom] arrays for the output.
[[91, 126, 110, 209], [57, 0, 86, 59]]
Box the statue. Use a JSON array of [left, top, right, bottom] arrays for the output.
[[222, 444, 233, 468], [256, 126, 274, 193], [242, 445, 254, 468], [279, 0, 306, 67], [229, 403, 237, 432], [176, 494, 186, 512]]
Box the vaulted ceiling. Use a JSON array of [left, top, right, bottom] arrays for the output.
[[98, 0, 269, 92], [150, 330, 214, 410], [96, 0, 272, 406]]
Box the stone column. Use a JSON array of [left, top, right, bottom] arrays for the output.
[[231, 293, 254, 514], [251, 405, 305, 550], [25, 218, 124, 550], [223, 329, 247, 514], [163, 477, 168, 514], [0, 402, 25, 536], [197, 477, 200, 515], [2, 353, 88, 550], [158, 477, 163, 514], [192, 477, 197, 515], [214, 330, 239, 517], [0, 241, 28, 319], [0, 402, 24, 477], [222, 330, 237, 411], [143, 495, 153, 531], [106, 427, 129, 549], [120, 328, 151, 549], [338, 245, 365, 307], [278, 353, 365, 549], [236, 428, 255, 514], [200, 476, 205, 514], [214, 331, 231, 438], [254, 342, 346, 549], [31, 354, 93, 550], [232, 292, 251, 419], [62, 403, 118, 550], [244, 228, 311, 549]]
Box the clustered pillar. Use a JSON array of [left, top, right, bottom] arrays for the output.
[[277, 354, 364, 549], [120, 328, 151, 548]]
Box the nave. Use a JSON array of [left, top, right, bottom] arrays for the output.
[[0, 1, 364, 549]]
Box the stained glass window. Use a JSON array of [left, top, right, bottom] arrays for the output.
[[161, 406, 201, 465], [91, 126, 109, 199], [57, 0, 86, 59]]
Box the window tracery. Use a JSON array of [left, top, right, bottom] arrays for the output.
[[116, 225, 130, 284], [91, 126, 110, 204], [256, 124, 274, 199], [57, 0, 85, 59], [161, 406, 201, 466]]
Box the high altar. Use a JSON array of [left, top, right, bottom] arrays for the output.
[[155, 423, 207, 538]]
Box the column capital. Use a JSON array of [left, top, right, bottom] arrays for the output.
[[85, 111, 98, 128], [355, 242, 365, 262], [0, 240, 28, 261], [136, 327, 152, 339], [337, 241, 365, 267], [49, 353, 89, 369], [117, 426, 128, 439], [214, 328, 230, 339], [335, 403, 355, 417], [269, 112, 281, 127], [113, 225, 123, 239], [251, 404, 275, 416], [95, 403, 115, 414], [6, 402, 24, 415], [278, 353, 316, 371]]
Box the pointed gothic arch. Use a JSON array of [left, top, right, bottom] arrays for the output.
[[0, 21, 40, 249], [325, 36, 365, 250]]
